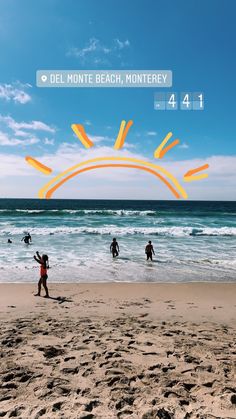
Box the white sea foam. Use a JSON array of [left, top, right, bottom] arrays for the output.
[[1, 201, 235, 283], [0, 208, 157, 216], [1, 225, 236, 237]]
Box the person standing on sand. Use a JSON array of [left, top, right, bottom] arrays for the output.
[[145, 240, 155, 261], [34, 251, 50, 297], [110, 238, 119, 258]]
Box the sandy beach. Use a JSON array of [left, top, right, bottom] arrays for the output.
[[0, 283, 235, 418]]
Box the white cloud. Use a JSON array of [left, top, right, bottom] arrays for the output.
[[0, 131, 39, 146], [0, 145, 235, 200], [146, 131, 157, 136], [0, 115, 56, 148], [67, 37, 130, 65], [41, 147, 234, 188], [17, 120, 55, 133], [122, 142, 137, 150], [179, 142, 189, 149], [69, 37, 99, 58], [44, 138, 55, 145], [84, 120, 92, 126], [0, 115, 55, 134], [0, 153, 32, 177], [26, 142, 149, 177], [0, 82, 32, 104], [89, 134, 112, 144], [115, 39, 130, 50], [11, 130, 30, 138]]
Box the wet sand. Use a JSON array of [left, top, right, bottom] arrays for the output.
[[0, 283, 236, 418]]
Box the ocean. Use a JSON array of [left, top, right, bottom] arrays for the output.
[[0, 199, 235, 283]]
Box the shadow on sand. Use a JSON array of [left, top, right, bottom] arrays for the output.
[[35, 295, 73, 304]]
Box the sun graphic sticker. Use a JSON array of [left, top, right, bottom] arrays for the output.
[[25, 120, 209, 199]]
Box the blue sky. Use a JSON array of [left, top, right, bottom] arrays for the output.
[[0, 0, 235, 199]]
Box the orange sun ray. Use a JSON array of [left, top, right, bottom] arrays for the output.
[[184, 164, 209, 182], [154, 132, 180, 159], [25, 156, 52, 175], [119, 120, 133, 149], [71, 124, 94, 148], [114, 120, 133, 149], [159, 139, 180, 158], [184, 163, 209, 178]]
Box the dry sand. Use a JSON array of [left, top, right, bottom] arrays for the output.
[[0, 283, 236, 419]]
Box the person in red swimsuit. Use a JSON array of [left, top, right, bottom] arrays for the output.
[[34, 251, 49, 297]]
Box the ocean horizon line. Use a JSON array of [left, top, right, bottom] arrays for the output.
[[1, 198, 236, 203]]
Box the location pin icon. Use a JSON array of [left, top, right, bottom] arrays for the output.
[[41, 75, 47, 82]]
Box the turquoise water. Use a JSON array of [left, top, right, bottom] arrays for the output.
[[0, 199, 235, 283]]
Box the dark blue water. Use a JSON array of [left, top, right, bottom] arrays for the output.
[[0, 199, 235, 282]]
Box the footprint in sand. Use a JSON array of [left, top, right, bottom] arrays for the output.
[[38, 345, 65, 358], [52, 401, 64, 412]]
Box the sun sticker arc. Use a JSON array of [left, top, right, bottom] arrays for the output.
[[25, 120, 209, 199]]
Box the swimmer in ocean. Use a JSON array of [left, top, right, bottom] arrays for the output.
[[110, 238, 119, 258], [145, 240, 155, 261], [21, 233, 32, 244]]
